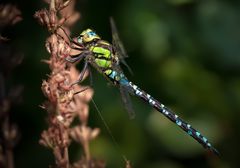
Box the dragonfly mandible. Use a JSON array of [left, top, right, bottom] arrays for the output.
[[63, 18, 219, 156]]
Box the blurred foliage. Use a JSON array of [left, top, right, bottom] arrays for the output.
[[2, 0, 240, 167]]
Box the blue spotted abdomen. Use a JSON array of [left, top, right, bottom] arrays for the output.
[[122, 81, 219, 155]]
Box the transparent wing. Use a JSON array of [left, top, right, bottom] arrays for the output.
[[119, 85, 135, 119], [110, 17, 133, 75]]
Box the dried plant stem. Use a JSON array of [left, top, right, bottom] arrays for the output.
[[35, 0, 104, 168], [83, 140, 90, 161], [52, 123, 69, 168]]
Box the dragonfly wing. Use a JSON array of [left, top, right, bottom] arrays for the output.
[[110, 17, 133, 75], [119, 85, 135, 119]]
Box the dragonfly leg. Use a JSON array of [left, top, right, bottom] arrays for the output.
[[71, 60, 89, 86], [88, 66, 93, 87], [73, 63, 93, 95], [66, 54, 83, 63], [66, 50, 91, 63], [74, 86, 91, 95]]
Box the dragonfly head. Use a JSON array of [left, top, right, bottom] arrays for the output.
[[78, 29, 100, 43]]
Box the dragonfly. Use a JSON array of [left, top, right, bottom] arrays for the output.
[[63, 18, 219, 156]]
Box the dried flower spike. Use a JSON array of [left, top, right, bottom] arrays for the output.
[[36, 0, 104, 167]]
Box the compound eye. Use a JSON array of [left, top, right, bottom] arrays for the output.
[[88, 31, 96, 37]]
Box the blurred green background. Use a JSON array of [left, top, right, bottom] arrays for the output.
[[2, 0, 240, 167]]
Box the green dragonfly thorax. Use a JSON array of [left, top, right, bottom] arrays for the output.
[[78, 29, 121, 81]]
